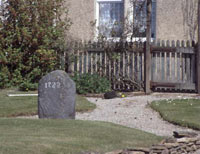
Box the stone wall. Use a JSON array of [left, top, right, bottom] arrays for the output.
[[105, 131, 200, 154]]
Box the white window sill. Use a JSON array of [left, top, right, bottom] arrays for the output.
[[94, 37, 154, 42]]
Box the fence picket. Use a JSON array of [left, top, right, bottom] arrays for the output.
[[171, 40, 176, 82]]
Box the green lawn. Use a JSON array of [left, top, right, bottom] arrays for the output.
[[0, 89, 96, 117], [0, 118, 163, 154], [151, 98, 200, 130], [0, 89, 164, 153]]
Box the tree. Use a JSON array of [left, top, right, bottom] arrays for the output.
[[0, 0, 71, 89]]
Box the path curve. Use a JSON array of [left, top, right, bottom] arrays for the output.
[[76, 93, 200, 137]]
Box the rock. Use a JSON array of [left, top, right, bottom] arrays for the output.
[[161, 149, 169, 154], [129, 152, 145, 154], [196, 145, 200, 149], [163, 143, 179, 148], [105, 150, 123, 154], [104, 91, 118, 99], [177, 137, 198, 143], [173, 131, 198, 138], [151, 145, 167, 150], [161, 137, 177, 144], [127, 148, 150, 153], [38, 70, 76, 119], [196, 140, 200, 145], [186, 146, 193, 152]]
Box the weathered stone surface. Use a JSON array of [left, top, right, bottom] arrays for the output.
[[161, 137, 177, 144], [186, 146, 193, 152], [151, 145, 167, 150], [173, 131, 198, 138], [105, 150, 123, 154], [129, 152, 145, 154], [127, 148, 150, 153], [163, 143, 179, 148], [161, 149, 169, 154], [191, 145, 197, 151], [196, 145, 200, 149], [38, 70, 76, 119], [177, 137, 197, 143], [196, 140, 200, 145]]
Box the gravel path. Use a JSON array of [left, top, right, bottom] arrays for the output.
[[76, 93, 200, 137], [18, 93, 200, 137]]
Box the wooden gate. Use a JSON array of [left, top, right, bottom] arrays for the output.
[[150, 41, 196, 92]]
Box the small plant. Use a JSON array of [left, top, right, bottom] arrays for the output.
[[19, 81, 38, 91], [72, 73, 111, 94]]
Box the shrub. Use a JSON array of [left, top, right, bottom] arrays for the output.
[[0, 0, 71, 89], [72, 73, 111, 94]]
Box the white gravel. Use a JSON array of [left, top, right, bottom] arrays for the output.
[[76, 93, 200, 137]]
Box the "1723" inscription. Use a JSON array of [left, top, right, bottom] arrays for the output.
[[45, 82, 61, 89]]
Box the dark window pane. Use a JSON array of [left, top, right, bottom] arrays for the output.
[[99, 2, 124, 37], [133, 0, 156, 38]]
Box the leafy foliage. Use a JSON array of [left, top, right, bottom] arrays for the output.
[[72, 73, 111, 94], [0, 0, 71, 89]]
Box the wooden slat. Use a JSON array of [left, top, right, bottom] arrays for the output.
[[151, 82, 176, 88], [191, 54, 195, 83], [186, 54, 191, 82], [182, 52, 186, 83], [171, 52, 175, 81], [151, 46, 176, 53], [166, 41, 170, 82], [151, 82, 196, 90]]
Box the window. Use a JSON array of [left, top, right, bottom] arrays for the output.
[[96, 0, 124, 38], [133, 0, 156, 38]]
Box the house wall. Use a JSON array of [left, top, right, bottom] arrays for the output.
[[67, 0, 95, 41], [156, 0, 198, 42]]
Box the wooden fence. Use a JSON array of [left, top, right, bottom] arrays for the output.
[[65, 40, 196, 92]]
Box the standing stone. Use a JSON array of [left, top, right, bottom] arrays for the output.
[[38, 70, 76, 119]]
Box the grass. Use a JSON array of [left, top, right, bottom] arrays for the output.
[[0, 118, 163, 154], [0, 88, 96, 117], [151, 98, 200, 130], [0, 88, 164, 153]]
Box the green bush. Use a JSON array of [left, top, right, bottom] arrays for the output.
[[72, 73, 111, 94], [0, 0, 71, 89]]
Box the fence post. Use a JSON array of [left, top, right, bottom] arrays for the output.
[[144, 0, 152, 94], [197, 0, 200, 94]]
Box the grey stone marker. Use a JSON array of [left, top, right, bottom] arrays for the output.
[[38, 70, 76, 119]]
